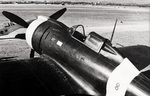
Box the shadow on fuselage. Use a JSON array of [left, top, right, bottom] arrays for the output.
[[0, 57, 95, 95]]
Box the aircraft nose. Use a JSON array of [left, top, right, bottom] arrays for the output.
[[26, 16, 48, 49]]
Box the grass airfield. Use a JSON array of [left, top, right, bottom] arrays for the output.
[[0, 4, 149, 59]]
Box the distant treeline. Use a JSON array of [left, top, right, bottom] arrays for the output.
[[0, 1, 149, 7]]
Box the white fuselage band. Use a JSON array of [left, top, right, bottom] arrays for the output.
[[106, 58, 140, 96], [26, 16, 48, 49]]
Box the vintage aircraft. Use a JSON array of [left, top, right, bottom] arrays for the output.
[[0, 19, 34, 36], [0, 8, 150, 96]]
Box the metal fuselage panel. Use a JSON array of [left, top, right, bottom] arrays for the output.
[[31, 19, 150, 95], [31, 20, 117, 95]]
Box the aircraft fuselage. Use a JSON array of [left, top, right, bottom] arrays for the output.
[[25, 16, 150, 95]]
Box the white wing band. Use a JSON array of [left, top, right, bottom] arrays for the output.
[[106, 58, 140, 96]]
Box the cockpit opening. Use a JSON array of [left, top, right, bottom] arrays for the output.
[[69, 24, 86, 42], [69, 25, 123, 63]]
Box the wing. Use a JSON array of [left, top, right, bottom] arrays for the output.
[[0, 57, 90, 95], [0, 20, 34, 37], [0, 23, 23, 36], [118, 45, 150, 70]]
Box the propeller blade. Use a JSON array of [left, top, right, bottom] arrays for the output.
[[50, 8, 67, 20], [15, 34, 34, 58], [30, 49, 35, 58], [2, 11, 29, 28]]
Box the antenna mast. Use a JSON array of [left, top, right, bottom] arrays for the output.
[[110, 19, 118, 42]]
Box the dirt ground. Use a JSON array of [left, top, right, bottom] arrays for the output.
[[0, 4, 149, 59]]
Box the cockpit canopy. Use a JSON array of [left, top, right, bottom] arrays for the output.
[[69, 24, 108, 53], [69, 25, 123, 64], [84, 32, 108, 53]]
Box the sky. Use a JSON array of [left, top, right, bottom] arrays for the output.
[[0, 0, 150, 5]]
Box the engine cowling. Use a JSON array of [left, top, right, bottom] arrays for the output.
[[26, 16, 49, 50]]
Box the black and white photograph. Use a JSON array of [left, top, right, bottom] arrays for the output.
[[0, 0, 149, 96]]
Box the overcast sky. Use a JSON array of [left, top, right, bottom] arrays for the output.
[[0, 0, 150, 4]]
